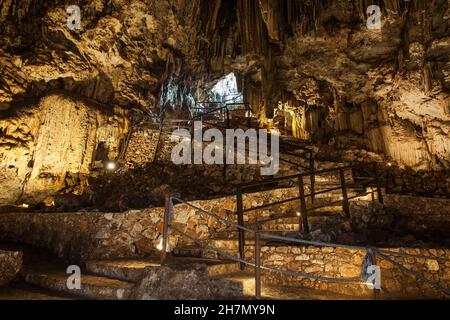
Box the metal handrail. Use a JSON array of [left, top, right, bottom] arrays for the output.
[[191, 102, 252, 124], [236, 166, 352, 189], [161, 195, 450, 299], [161, 195, 374, 299], [377, 253, 450, 296], [191, 105, 229, 120]]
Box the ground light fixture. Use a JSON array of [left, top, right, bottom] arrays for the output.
[[105, 161, 117, 171]]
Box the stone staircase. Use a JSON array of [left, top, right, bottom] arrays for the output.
[[21, 265, 134, 300], [0, 113, 382, 300], [13, 253, 353, 300], [1, 240, 279, 300], [13, 253, 247, 300]]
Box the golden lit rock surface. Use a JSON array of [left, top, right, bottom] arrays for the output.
[[0, 93, 128, 205], [0, 250, 23, 286]]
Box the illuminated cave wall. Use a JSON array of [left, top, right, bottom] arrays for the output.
[[221, 0, 450, 171]]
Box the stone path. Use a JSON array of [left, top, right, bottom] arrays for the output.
[[0, 242, 361, 300]]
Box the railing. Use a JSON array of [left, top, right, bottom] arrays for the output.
[[190, 102, 253, 129], [160, 195, 450, 299], [189, 103, 317, 180], [235, 165, 384, 269]]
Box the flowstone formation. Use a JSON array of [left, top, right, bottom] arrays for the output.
[[0, 93, 128, 205]]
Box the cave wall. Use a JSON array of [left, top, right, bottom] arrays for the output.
[[0, 93, 128, 205], [0, 0, 223, 206], [227, 0, 450, 171]]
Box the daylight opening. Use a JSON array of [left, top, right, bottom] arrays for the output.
[[209, 73, 243, 104]]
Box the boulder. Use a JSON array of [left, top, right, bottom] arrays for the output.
[[0, 250, 23, 285]]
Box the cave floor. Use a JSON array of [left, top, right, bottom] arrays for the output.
[[0, 242, 364, 300], [0, 283, 72, 300]]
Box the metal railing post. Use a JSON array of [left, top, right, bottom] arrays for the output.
[[237, 188, 246, 270], [373, 163, 384, 205], [190, 120, 195, 163], [161, 195, 172, 265], [339, 168, 350, 218], [255, 231, 261, 299], [370, 249, 381, 300], [297, 177, 310, 233], [309, 151, 315, 204], [226, 108, 230, 128]]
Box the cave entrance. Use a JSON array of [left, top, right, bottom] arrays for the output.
[[209, 73, 243, 104]]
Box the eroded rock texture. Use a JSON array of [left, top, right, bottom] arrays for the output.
[[0, 0, 230, 205], [0, 93, 128, 205], [131, 265, 239, 300]]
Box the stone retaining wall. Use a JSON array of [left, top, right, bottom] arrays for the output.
[[244, 246, 450, 299], [0, 192, 449, 262], [354, 165, 450, 198], [0, 188, 300, 263]]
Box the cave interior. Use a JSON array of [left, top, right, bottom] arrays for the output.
[[0, 0, 449, 300]]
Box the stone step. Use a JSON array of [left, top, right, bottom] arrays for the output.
[[85, 257, 240, 282], [85, 259, 159, 283], [173, 246, 239, 260], [210, 271, 255, 298], [261, 224, 300, 231], [0, 283, 72, 300], [20, 266, 134, 300], [211, 271, 363, 300], [205, 239, 255, 250]]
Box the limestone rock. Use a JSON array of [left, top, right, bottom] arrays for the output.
[[426, 259, 440, 272], [0, 250, 23, 285], [130, 264, 216, 300], [0, 93, 128, 206]]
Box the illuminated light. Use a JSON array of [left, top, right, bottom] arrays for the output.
[[20, 203, 29, 208], [210, 73, 243, 103], [296, 212, 301, 217], [156, 238, 170, 252], [245, 110, 253, 118], [270, 129, 281, 136], [156, 238, 163, 251], [387, 162, 393, 167], [44, 199, 55, 207], [340, 196, 344, 200], [260, 156, 274, 166], [106, 161, 117, 171]]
